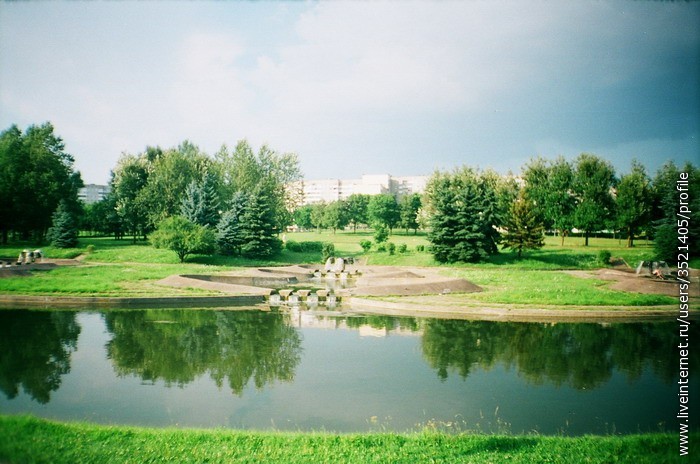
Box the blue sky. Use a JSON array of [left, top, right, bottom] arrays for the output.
[[1, 1, 698, 184]]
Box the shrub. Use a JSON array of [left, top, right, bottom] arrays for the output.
[[285, 240, 302, 252], [360, 240, 372, 252], [285, 240, 324, 253], [300, 241, 324, 252], [373, 224, 389, 244], [416, 244, 425, 252], [376, 244, 387, 252], [322, 242, 335, 262], [598, 250, 612, 266], [398, 243, 408, 253], [151, 216, 216, 263], [388, 242, 396, 255]]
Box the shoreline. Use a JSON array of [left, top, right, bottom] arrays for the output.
[[0, 292, 694, 323]]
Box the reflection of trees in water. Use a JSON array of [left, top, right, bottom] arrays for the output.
[[104, 310, 302, 395], [0, 311, 80, 403], [421, 320, 690, 389], [342, 315, 420, 333]]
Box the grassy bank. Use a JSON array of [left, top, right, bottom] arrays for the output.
[[0, 234, 687, 307], [0, 415, 692, 464]]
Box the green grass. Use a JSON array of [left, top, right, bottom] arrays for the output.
[[0, 233, 686, 305], [446, 269, 677, 306], [0, 415, 693, 464]]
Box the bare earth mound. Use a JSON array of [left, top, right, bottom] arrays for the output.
[[352, 267, 481, 296], [565, 268, 699, 297]]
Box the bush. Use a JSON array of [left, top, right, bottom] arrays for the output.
[[285, 240, 324, 253], [360, 240, 372, 252], [285, 240, 302, 252], [373, 224, 389, 244], [376, 244, 387, 252], [398, 243, 408, 253], [151, 216, 216, 263], [598, 250, 612, 266], [416, 244, 425, 252], [322, 242, 335, 262], [388, 242, 396, 255]]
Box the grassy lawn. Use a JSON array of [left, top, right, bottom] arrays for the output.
[[0, 415, 692, 464], [0, 232, 688, 306]]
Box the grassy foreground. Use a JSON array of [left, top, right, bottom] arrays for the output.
[[0, 415, 693, 464]]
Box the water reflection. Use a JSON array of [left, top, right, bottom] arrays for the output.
[[0, 309, 692, 406], [0, 310, 80, 403], [421, 319, 687, 389], [104, 310, 302, 394]]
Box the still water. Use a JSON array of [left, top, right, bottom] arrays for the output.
[[0, 309, 696, 434]]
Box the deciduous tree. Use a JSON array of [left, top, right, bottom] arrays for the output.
[[150, 216, 216, 263], [615, 161, 652, 247], [572, 153, 616, 246]]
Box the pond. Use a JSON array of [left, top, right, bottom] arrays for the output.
[[0, 308, 696, 435]]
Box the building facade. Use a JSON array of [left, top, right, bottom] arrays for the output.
[[295, 174, 429, 205], [78, 184, 111, 204]]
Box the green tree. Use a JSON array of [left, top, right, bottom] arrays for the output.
[[150, 216, 216, 263], [0, 123, 82, 242], [651, 162, 700, 261], [238, 185, 282, 259], [615, 161, 652, 248], [46, 200, 79, 248], [523, 156, 575, 245], [572, 153, 616, 246], [112, 154, 150, 242], [216, 192, 247, 256], [501, 192, 545, 258], [310, 202, 327, 232], [180, 170, 221, 228], [425, 168, 500, 263], [292, 205, 314, 231], [141, 142, 211, 229], [323, 200, 349, 234], [214, 140, 302, 232], [367, 194, 400, 234], [345, 194, 370, 232], [373, 224, 389, 244], [399, 193, 422, 234]]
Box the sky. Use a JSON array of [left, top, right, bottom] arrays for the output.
[[1, 1, 698, 185]]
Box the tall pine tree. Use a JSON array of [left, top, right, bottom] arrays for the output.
[[238, 185, 282, 259], [216, 192, 247, 256], [502, 192, 545, 258], [426, 168, 500, 263], [180, 171, 220, 227], [47, 200, 79, 248]]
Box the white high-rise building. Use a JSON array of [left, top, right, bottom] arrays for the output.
[[78, 184, 111, 204], [294, 174, 429, 205]]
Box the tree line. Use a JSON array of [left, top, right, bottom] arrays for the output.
[[0, 123, 83, 244], [2, 123, 697, 263], [423, 154, 699, 263]]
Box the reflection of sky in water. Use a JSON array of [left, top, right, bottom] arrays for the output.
[[0, 311, 693, 434]]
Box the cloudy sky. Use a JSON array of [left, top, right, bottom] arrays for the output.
[[1, 1, 698, 184]]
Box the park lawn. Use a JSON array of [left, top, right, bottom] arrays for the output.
[[0, 415, 692, 464], [0, 233, 683, 305], [373, 268, 678, 308]]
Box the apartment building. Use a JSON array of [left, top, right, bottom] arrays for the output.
[[78, 184, 111, 204], [294, 174, 429, 205]]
